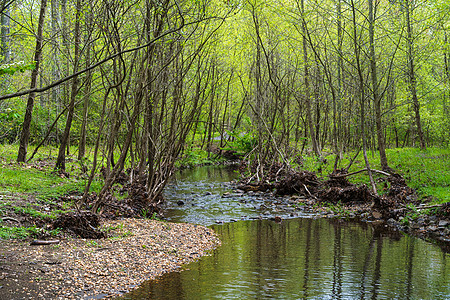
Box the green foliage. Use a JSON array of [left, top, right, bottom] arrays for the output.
[[0, 225, 60, 239], [0, 107, 23, 143], [224, 130, 257, 154], [177, 148, 214, 167], [0, 61, 35, 76], [400, 204, 421, 226]]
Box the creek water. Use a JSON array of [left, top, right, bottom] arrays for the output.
[[119, 166, 450, 299]]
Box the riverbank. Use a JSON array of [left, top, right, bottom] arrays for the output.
[[230, 181, 450, 252], [0, 219, 220, 299]]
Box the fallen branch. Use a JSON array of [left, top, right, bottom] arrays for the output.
[[1, 217, 20, 223], [30, 240, 60, 246], [416, 204, 444, 210], [302, 184, 317, 200], [330, 168, 390, 178]]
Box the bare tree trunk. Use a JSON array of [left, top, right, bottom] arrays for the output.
[[1, 4, 10, 63], [51, 0, 61, 143], [351, 0, 377, 194], [405, 1, 426, 150], [17, 0, 47, 162], [301, 0, 321, 157], [78, 10, 93, 160], [368, 0, 389, 170], [55, 0, 82, 171]]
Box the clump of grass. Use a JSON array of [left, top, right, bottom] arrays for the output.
[[0, 225, 61, 239]]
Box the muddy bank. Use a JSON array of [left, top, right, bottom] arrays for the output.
[[0, 219, 220, 299]]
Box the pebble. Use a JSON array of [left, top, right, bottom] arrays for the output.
[[0, 219, 220, 299], [439, 220, 449, 227]]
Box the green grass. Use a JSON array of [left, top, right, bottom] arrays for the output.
[[0, 225, 61, 239], [176, 147, 223, 168], [0, 144, 105, 239], [301, 147, 450, 204], [0, 144, 103, 202]]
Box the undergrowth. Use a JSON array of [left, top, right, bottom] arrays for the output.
[[301, 147, 449, 204]]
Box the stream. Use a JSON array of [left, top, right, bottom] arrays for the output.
[[119, 166, 450, 299]]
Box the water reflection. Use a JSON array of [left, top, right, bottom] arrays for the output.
[[119, 218, 450, 299]]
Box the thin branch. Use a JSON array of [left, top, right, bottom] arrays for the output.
[[0, 16, 224, 101]]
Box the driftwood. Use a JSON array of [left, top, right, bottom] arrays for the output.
[[393, 204, 444, 212], [416, 204, 444, 210], [1, 217, 20, 223], [30, 240, 60, 246], [330, 168, 390, 178]]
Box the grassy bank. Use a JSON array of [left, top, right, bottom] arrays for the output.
[[302, 147, 450, 204], [0, 144, 103, 239]]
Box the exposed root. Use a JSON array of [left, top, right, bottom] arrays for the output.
[[318, 185, 373, 204], [275, 170, 319, 196], [53, 211, 105, 239]]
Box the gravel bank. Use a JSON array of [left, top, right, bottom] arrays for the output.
[[0, 219, 221, 299]]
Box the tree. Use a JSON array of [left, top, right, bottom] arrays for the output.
[[17, 0, 47, 162], [404, 0, 426, 150], [55, 0, 82, 171]]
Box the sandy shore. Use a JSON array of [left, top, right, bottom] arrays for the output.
[[0, 219, 221, 299]]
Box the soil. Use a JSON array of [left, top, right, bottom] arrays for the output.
[[0, 219, 220, 299]]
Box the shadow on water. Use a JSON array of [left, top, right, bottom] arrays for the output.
[[119, 218, 450, 300]]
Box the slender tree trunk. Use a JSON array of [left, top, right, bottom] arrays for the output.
[[405, 1, 426, 150], [17, 0, 47, 162], [1, 3, 11, 90], [78, 10, 93, 160], [1, 4, 10, 63], [301, 0, 320, 157], [55, 0, 82, 171], [51, 0, 61, 143], [368, 0, 389, 170], [351, 0, 377, 194]]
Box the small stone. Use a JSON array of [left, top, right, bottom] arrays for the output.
[[372, 211, 382, 219], [438, 220, 449, 227], [387, 218, 396, 225], [428, 226, 438, 231]]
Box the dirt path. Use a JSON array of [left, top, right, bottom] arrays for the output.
[[0, 219, 220, 299]]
